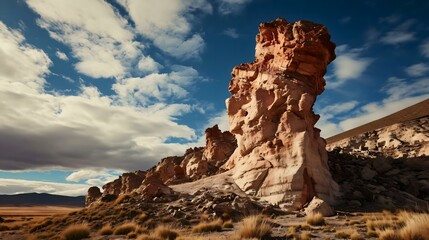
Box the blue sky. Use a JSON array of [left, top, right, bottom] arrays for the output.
[[1, 0, 429, 196]]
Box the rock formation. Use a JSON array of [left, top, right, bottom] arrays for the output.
[[224, 18, 339, 209], [85, 125, 237, 206]]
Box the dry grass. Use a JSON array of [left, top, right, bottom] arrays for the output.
[[98, 224, 113, 235], [61, 224, 90, 240], [335, 228, 358, 239], [192, 219, 223, 233], [285, 226, 297, 238], [222, 220, 233, 228], [136, 234, 161, 240], [378, 229, 403, 240], [114, 222, 138, 235], [153, 225, 179, 240], [234, 215, 271, 239], [400, 213, 429, 240], [306, 212, 325, 226]]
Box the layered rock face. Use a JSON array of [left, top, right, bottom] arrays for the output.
[[224, 18, 339, 209]]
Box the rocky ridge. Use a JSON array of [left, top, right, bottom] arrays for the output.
[[86, 124, 237, 206]]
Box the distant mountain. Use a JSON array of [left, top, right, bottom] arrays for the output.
[[0, 193, 85, 207]]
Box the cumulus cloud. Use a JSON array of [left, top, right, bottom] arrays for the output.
[[0, 178, 89, 196], [222, 28, 239, 38], [0, 21, 197, 172], [217, 0, 252, 15], [420, 39, 429, 58], [405, 63, 429, 77], [66, 169, 121, 185], [119, 0, 212, 59], [317, 77, 429, 137], [328, 45, 372, 88], [380, 19, 416, 45], [26, 0, 142, 78], [138, 56, 162, 74], [113, 65, 201, 106], [0, 21, 51, 90], [55, 50, 69, 61]]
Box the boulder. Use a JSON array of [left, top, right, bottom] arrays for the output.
[[85, 186, 102, 206], [224, 18, 339, 209], [304, 197, 335, 217]]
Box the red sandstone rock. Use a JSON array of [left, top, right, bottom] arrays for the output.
[[102, 170, 145, 196], [224, 18, 339, 209], [203, 125, 237, 167]]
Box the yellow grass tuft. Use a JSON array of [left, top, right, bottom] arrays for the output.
[[61, 224, 90, 240], [222, 219, 234, 228], [136, 234, 161, 240], [114, 222, 138, 235], [306, 212, 325, 226], [98, 224, 113, 235], [235, 215, 271, 239], [192, 219, 223, 233], [400, 213, 429, 240], [378, 229, 402, 240], [153, 225, 178, 240]]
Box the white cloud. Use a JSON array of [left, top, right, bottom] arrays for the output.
[[217, 0, 251, 15], [405, 63, 429, 77], [120, 0, 212, 59], [328, 45, 372, 88], [26, 0, 143, 78], [0, 21, 51, 90], [380, 19, 416, 45], [55, 50, 69, 61], [0, 22, 197, 172], [113, 65, 200, 106], [0, 178, 89, 196], [316, 101, 359, 137], [318, 77, 429, 137], [223, 28, 239, 38], [138, 56, 162, 73], [420, 39, 429, 58]]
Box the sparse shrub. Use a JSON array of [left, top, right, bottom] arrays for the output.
[[61, 224, 90, 240], [367, 230, 378, 237], [192, 219, 223, 233], [300, 224, 311, 230], [350, 232, 365, 240], [378, 229, 403, 240], [235, 215, 271, 239], [114, 222, 138, 235], [153, 225, 178, 240], [99, 224, 113, 235], [299, 232, 311, 240], [306, 212, 325, 226], [136, 213, 150, 223], [223, 220, 233, 228]]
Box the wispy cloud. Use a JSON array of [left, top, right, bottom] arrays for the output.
[[380, 19, 416, 45], [222, 28, 239, 38], [405, 63, 429, 77], [420, 38, 429, 58], [328, 45, 372, 88], [217, 0, 252, 15]]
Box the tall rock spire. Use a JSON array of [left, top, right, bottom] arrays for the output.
[[224, 18, 339, 209]]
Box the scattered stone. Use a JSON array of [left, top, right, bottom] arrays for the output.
[[304, 197, 335, 217]]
